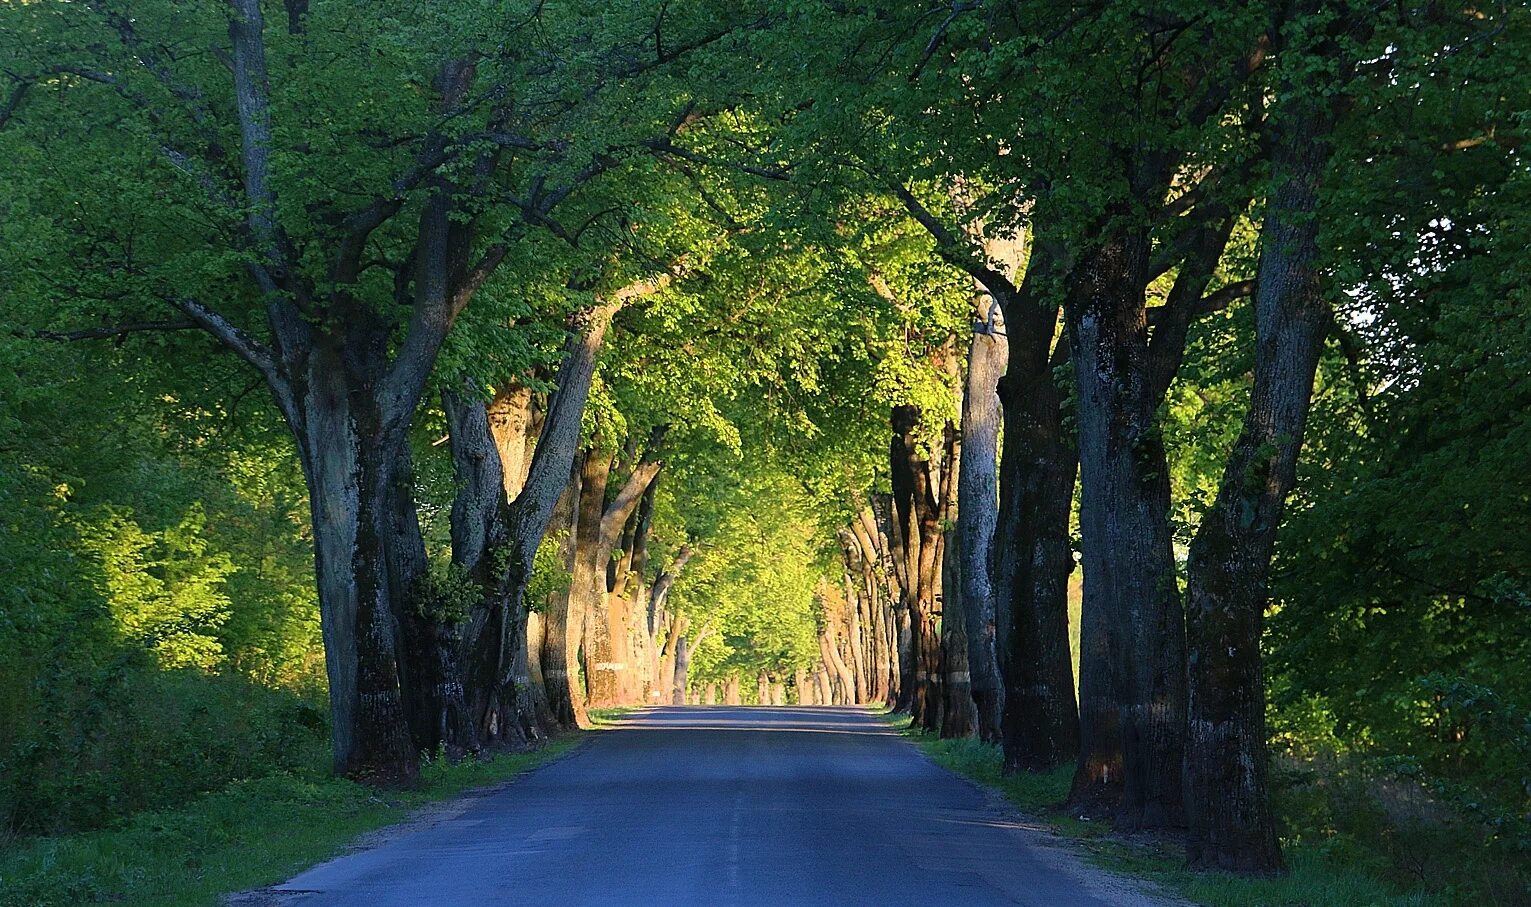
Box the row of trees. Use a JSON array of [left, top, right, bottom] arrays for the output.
[[3, 0, 1525, 890], [716, 0, 1527, 878]]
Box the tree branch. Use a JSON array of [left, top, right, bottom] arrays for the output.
[[12, 320, 197, 342], [227, 0, 285, 276], [168, 296, 279, 378], [600, 458, 664, 549], [888, 181, 1019, 300], [0, 77, 31, 130]]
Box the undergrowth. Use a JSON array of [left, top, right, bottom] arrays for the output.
[[0, 735, 584, 907], [892, 716, 1522, 907]]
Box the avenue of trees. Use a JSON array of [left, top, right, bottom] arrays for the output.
[[0, 0, 1525, 900]]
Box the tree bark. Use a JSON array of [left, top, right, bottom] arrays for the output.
[[543, 453, 586, 729], [970, 234, 1081, 778], [431, 301, 618, 748], [296, 347, 419, 781], [940, 528, 978, 738], [820, 626, 856, 705], [1183, 93, 1335, 874], [673, 638, 692, 705], [1065, 223, 1185, 828], [578, 434, 664, 710], [890, 405, 953, 732], [957, 298, 1008, 744], [851, 507, 895, 705]]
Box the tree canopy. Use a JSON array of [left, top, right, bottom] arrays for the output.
[[1, 0, 1526, 901]]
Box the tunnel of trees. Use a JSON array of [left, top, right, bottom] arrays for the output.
[[0, 0, 1526, 901]]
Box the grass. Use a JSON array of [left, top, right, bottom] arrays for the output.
[[887, 714, 1449, 907], [0, 734, 586, 907], [587, 706, 639, 727]]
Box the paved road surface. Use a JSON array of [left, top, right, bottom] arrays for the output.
[[270, 707, 1168, 906]]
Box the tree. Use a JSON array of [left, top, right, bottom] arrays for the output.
[[0, 0, 761, 777]]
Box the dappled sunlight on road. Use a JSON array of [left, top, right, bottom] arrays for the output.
[[613, 705, 896, 736]]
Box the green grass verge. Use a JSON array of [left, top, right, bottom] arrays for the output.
[[889, 715, 1444, 907], [0, 734, 586, 907], [587, 706, 639, 727]]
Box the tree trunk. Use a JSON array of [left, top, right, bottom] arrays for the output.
[[573, 431, 665, 711], [852, 508, 894, 705], [957, 303, 1008, 743], [1184, 99, 1334, 874], [1065, 225, 1185, 829], [542, 454, 586, 729], [890, 406, 953, 732], [297, 344, 419, 782], [820, 629, 855, 705], [975, 236, 1082, 776], [570, 449, 613, 713], [881, 493, 917, 713], [994, 363, 1082, 773], [426, 301, 620, 745], [673, 638, 691, 705], [940, 528, 978, 738], [525, 610, 556, 731]]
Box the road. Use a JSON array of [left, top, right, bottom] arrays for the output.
[[268, 706, 1170, 906]]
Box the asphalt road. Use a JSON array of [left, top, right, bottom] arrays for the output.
[[270, 706, 1168, 906]]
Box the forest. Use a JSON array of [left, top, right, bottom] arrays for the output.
[[0, 0, 1526, 904]]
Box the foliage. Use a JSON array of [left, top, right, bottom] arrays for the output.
[[525, 532, 573, 615], [665, 469, 824, 683], [900, 717, 1453, 907], [0, 1, 1526, 902], [0, 329, 326, 837], [0, 737, 583, 907]]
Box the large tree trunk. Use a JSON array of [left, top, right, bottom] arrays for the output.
[[1065, 225, 1185, 829], [525, 610, 555, 730], [609, 478, 659, 705], [568, 449, 612, 716], [994, 362, 1082, 773], [646, 546, 692, 703], [957, 302, 1008, 744], [820, 627, 856, 705], [846, 577, 870, 703], [574, 430, 665, 711], [296, 343, 419, 782], [489, 385, 548, 741], [940, 528, 978, 738], [981, 237, 1081, 775], [1184, 100, 1333, 875], [851, 508, 894, 705], [436, 385, 535, 755], [542, 454, 587, 729], [881, 493, 917, 713], [432, 303, 617, 746]]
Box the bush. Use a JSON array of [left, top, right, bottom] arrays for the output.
[[2, 659, 330, 837]]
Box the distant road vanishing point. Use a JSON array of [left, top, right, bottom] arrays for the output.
[[262, 707, 1174, 906]]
